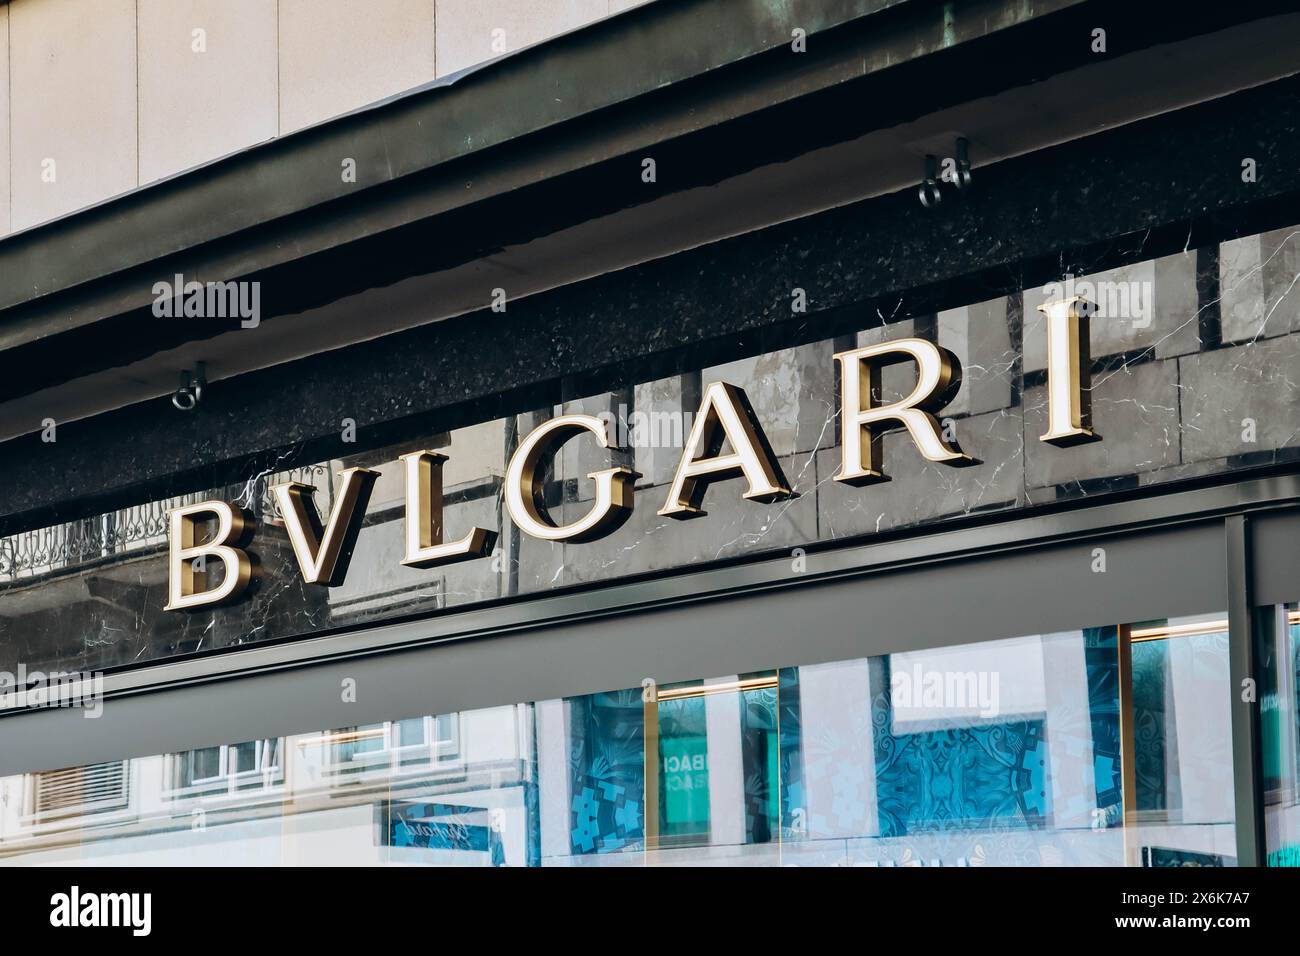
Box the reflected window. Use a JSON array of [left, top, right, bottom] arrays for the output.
[[170, 739, 283, 798], [324, 716, 461, 782]]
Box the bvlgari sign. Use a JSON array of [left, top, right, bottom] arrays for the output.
[[164, 299, 1097, 611]]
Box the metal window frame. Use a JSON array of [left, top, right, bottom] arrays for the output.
[[1227, 515, 1266, 866]]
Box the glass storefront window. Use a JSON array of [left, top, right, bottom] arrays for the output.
[[1125, 616, 1235, 866], [648, 675, 780, 855], [1257, 602, 1300, 866], [0, 613, 1238, 866]]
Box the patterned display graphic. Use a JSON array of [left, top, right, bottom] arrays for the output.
[[777, 628, 1129, 864], [567, 689, 645, 855], [571, 777, 642, 854], [872, 716, 1050, 836]]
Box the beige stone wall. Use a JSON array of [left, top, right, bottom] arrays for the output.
[[0, 0, 652, 235]]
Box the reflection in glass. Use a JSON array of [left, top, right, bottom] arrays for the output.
[[1258, 603, 1300, 866], [1125, 616, 1235, 866], [646, 675, 779, 856], [0, 615, 1237, 866]]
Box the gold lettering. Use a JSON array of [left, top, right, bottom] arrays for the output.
[[1038, 296, 1100, 446], [659, 381, 793, 518], [164, 501, 255, 611], [505, 414, 638, 542], [400, 450, 495, 568], [271, 467, 378, 585], [834, 337, 976, 486]]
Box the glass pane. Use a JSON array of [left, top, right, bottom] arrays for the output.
[[1259, 602, 1300, 866], [331, 724, 386, 766], [656, 691, 711, 843], [231, 741, 258, 776], [565, 690, 644, 858], [263, 738, 281, 771], [1127, 616, 1235, 866], [181, 746, 221, 786], [394, 718, 425, 749]]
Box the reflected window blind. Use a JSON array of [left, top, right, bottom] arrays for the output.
[[29, 761, 129, 819]]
